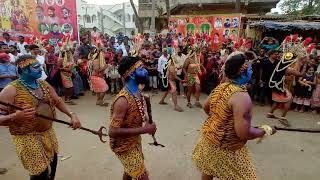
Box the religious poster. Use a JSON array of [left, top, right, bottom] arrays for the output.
[[0, 0, 78, 45], [169, 14, 241, 50]]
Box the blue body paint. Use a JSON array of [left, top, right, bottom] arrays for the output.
[[19, 62, 42, 89], [126, 66, 149, 94], [233, 64, 253, 86]]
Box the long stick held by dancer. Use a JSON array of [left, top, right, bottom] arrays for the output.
[[0, 55, 81, 179]]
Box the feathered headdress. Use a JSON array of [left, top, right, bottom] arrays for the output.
[[89, 47, 106, 68], [28, 36, 47, 52], [281, 35, 312, 60], [59, 35, 74, 67], [269, 35, 314, 92]]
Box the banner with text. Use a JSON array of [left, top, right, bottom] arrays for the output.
[[0, 0, 78, 45], [169, 14, 241, 49]]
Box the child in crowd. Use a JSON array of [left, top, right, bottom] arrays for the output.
[[311, 69, 320, 113], [294, 66, 316, 112]]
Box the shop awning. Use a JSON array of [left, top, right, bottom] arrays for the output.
[[250, 21, 320, 31]]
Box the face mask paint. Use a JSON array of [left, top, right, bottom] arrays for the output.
[[127, 65, 149, 94], [233, 63, 252, 86], [25, 62, 42, 80], [134, 66, 149, 85]]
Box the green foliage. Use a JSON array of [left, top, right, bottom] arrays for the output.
[[280, 0, 320, 15], [79, 25, 86, 36]]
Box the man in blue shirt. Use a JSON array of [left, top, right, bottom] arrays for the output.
[[0, 53, 18, 91]]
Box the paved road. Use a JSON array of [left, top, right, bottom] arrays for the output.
[[1, 93, 319, 180]]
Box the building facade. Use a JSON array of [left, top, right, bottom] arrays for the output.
[[77, 0, 138, 37], [138, 0, 280, 32]]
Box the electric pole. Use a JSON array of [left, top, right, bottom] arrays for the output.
[[100, 8, 105, 34], [151, 0, 156, 37], [123, 2, 126, 36], [235, 0, 241, 13]]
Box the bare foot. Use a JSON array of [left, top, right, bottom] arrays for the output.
[[65, 100, 77, 105], [174, 106, 183, 112], [159, 101, 168, 105], [279, 117, 290, 127], [267, 113, 276, 119], [100, 102, 109, 107], [194, 102, 202, 108], [0, 168, 7, 175]]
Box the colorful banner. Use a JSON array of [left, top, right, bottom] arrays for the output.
[[169, 14, 241, 49], [0, 0, 78, 45]]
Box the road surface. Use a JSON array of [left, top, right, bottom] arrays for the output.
[[1, 93, 320, 180]]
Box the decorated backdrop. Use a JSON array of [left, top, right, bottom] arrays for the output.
[[0, 0, 78, 45], [169, 14, 241, 49]]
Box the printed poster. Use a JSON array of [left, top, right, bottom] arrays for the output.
[[169, 14, 241, 50], [0, 0, 78, 45]]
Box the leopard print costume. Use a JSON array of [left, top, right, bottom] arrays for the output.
[[109, 88, 147, 179], [192, 82, 257, 180], [9, 80, 58, 176]]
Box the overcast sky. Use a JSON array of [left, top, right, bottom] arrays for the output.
[[86, 0, 282, 13], [86, 0, 138, 5]]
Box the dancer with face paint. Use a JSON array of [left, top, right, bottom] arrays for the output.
[[192, 52, 276, 180], [88, 48, 109, 106], [0, 55, 81, 180], [183, 47, 206, 108], [108, 57, 157, 180], [158, 56, 184, 112], [267, 36, 311, 126]]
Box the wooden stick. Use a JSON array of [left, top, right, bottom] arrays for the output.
[[0, 101, 108, 143], [275, 126, 320, 133], [144, 94, 165, 147]]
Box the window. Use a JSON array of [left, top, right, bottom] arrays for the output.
[[132, 15, 135, 22], [92, 15, 97, 22], [84, 15, 91, 23]]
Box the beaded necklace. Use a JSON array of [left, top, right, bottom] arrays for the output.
[[126, 86, 145, 121], [19, 79, 49, 101]]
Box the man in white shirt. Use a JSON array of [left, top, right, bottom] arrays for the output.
[[157, 48, 169, 77], [157, 48, 171, 105], [17, 36, 28, 55], [118, 37, 131, 57], [2, 33, 16, 47], [174, 49, 187, 95], [30, 45, 47, 80], [8, 46, 19, 63]]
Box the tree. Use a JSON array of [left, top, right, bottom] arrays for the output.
[[130, 0, 143, 34], [79, 25, 86, 36], [165, 0, 170, 19], [280, 0, 320, 15]]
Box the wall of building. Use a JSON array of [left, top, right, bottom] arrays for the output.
[[138, 0, 278, 32], [77, 1, 138, 37]]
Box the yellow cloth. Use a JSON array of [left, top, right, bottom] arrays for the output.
[[109, 89, 145, 153], [13, 128, 59, 175], [9, 80, 58, 175], [116, 144, 146, 179], [202, 82, 247, 150], [192, 136, 257, 180], [193, 82, 257, 179], [9, 80, 56, 135]]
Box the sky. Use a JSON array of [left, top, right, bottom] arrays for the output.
[[86, 0, 282, 13], [86, 0, 138, 5]]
